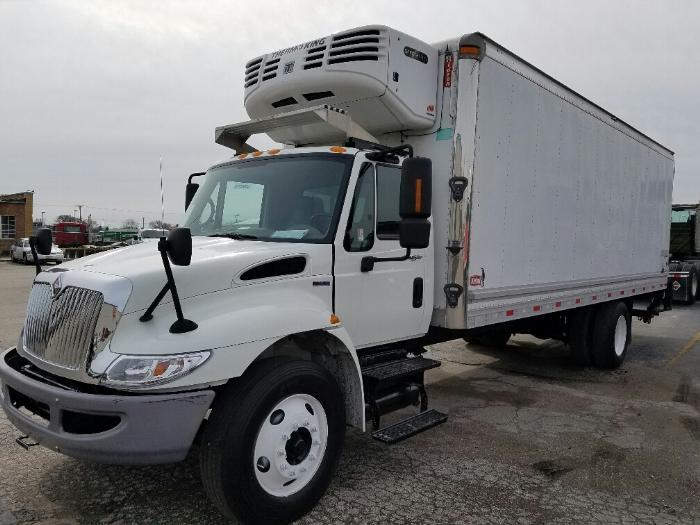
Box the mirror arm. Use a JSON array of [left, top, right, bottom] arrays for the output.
[[139, 282, 170, 323], [361, 248, 412, 273], [139, 237, 198, 334], [28, 237, 42, 276]]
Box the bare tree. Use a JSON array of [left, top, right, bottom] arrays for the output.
[[149, 220, 174, 230], [56, 214, 78, 223], [121, 218, 139, 229]]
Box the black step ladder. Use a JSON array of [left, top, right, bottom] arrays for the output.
[[361, 355, 448, 444]]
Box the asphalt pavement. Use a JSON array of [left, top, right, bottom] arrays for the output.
[[0, 261, 698, 524]]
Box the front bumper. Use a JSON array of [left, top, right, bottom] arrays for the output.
[[0, 348, 215, 464]]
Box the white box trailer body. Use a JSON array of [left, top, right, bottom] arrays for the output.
[[377, 33, 674, 330]]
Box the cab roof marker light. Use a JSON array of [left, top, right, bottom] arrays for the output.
[[267, 148, 281, 155], [459, 45, 480, 58], [329, 146, 346, 153], [252, 151, 264, 157]]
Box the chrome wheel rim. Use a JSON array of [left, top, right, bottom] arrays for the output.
[[614, 315, 627, 357], [253, 393, 328, 497]]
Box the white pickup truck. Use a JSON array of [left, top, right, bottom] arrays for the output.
[[0, 25, 673, 523]]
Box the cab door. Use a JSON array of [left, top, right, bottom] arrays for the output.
[[334, 160, 428, 348]]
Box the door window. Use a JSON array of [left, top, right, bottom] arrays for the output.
[[376, 165, 402, 240], [344, 165, 375, 252]]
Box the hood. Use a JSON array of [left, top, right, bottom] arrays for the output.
[[58, 237, 330, 314]]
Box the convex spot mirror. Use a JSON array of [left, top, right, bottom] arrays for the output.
[[399, 157, 432, 249], [166, 227, 193, 266], [32, 228, 53, 255]]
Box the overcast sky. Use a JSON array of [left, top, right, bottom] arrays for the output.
[[1, 0, 698, 227]]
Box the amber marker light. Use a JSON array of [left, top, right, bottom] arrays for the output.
[[330, 313, 341, 325], [329, 146, 346, 153], [459, 45, 480, 58], [415, 178, 423, 214]]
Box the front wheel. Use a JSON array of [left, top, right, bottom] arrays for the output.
[[200, 358, 345, 524]]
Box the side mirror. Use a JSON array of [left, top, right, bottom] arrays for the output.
[[399, 157, 432, 249], [33, 228, 53, 255], [165, 227, 192, 266], [185, 172, 205, 211], [185, 183, 199, 211]]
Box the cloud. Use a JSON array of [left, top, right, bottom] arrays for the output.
[[1, 0, 698, 226]]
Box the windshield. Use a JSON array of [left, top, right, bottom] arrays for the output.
[[183, 154, 352, 243]]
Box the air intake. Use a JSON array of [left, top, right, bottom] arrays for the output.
[[328, 28, 384, 65], [304, 44, 326, 70], [244, 57, 263, 88]]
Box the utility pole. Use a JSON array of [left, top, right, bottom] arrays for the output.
[[75, 204, 84, 222], [41, 211, 45, 226]]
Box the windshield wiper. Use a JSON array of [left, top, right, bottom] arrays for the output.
[[208, 233, 259, 240]]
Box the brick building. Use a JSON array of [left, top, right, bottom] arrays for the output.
[[0, 192, 33, 254]]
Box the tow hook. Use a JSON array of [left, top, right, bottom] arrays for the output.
[[15, 435, 39, 450]]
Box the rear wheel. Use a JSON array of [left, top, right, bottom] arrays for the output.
[[568, 307, 594, 366], [591, 301, 631, 369], [200, 358, 345, 524]]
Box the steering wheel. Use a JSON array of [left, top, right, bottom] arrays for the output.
[[309, 213, 332, 234]]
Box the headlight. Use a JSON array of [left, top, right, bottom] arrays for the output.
[[101, 352, 210, 389]]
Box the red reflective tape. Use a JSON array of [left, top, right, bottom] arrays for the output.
[[443, 53, 454, 88], [632, 288, 635, 293], [506, 310, 514, 317], [620, 290, 625, 295], [673, 273, 682, 278], [555, 301, 561, 308], [608, 292, 612, 297], [592, 295, 597, 300], [575, 298, 581, 304], [533, 305, 541, 312]]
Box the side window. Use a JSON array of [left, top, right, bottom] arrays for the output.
[[344, 165, 375, 252], [376, 165, 402, 240]]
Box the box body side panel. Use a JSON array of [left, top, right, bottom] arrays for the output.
[[464, 54, 673, 324]]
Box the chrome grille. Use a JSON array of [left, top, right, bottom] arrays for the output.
[[24, 283, 104, 370]]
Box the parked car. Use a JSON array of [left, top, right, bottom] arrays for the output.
[[9, 238, 64, 264]]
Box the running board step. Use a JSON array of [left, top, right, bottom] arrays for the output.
[[371, 409, 448, 444], [362, 356, 440, 384]]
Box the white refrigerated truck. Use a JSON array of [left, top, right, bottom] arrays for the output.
[[1, 25, 674, 523]]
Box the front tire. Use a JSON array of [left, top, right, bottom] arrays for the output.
[[200, 358, 345, 524], [591, 301, 631, 369]]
